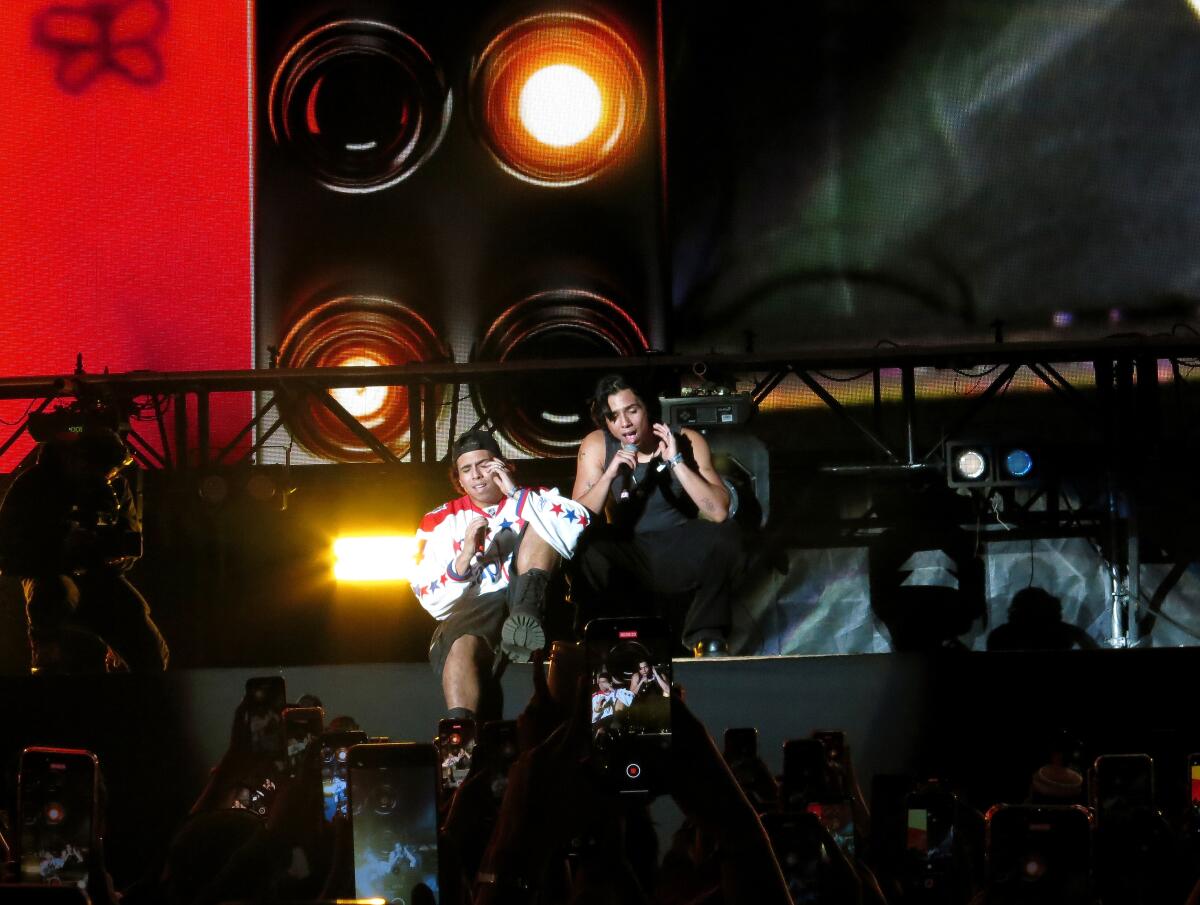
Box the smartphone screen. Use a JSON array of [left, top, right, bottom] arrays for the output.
[[1091, 753, 1154, 816], [243, 676, 286, 758], [321, 730, 367, 822], [762, 811, 832, 905], [986, 804, 1092, 905], [903, 788, 957, 898], [17, 747, 98, 888], [435, 718, 477, 795], [584, 617, 673, 794], [350, 743, 440, 904], [283, 706, 324, 776]]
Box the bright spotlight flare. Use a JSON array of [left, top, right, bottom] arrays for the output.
[[333, 536, 417, 583], [518, 64, 603, 147], [330, 355, 388, 423]]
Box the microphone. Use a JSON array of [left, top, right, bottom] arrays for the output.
[[617, 443, 638, 500]]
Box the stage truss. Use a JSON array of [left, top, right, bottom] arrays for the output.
[[3, 335, 1200, 649]]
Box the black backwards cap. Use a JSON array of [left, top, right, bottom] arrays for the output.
[[451, 430, 502, 462]]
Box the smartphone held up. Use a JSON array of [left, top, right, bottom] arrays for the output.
[[584, 617, 673, 795], [349, 742, 441, 904], [17, 747, 99, 889]]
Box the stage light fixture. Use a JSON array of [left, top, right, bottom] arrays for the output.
[[197, 473, 229, 504], [471, 11, 647, 186], [1001, 447, 1034, 481], [946, 441, 1038, 488], [950, 446, 988, 487], [957, 449, 987, 480], [473, 288, 649, 456], [275, 294, 449, 462], [333, 535, 416, 582], [269, 19, 451, 192]]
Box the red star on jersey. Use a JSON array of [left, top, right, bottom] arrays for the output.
[[579, 512, 590, 527], [550, 503, 564, 516], [452, 539, 463, 553]]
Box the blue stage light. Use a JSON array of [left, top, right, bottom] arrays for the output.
[[1003, 448, 1034, 480]]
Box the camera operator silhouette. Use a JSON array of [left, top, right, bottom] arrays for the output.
[[0, 420, 168, 673]]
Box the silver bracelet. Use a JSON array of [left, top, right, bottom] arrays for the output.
[[667, 453, 684, 469]]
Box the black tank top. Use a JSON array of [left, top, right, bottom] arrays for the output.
[[602, 431, 696, 534]]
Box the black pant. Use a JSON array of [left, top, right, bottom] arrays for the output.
[[571, 519, 742, 648], [23, 571, 169, 673]]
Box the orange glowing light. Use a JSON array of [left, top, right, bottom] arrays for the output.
[[472, 12, 646, 186], [329, 354, 388, 424]]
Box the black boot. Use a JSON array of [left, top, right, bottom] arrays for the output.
[[501, 568, 550, 663]]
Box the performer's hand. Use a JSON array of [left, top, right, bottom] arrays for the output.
[[464, 516, 488, 553], [604, 446, 638, 479], [483, 458, 516, 496], [653, 422, 678, 462]]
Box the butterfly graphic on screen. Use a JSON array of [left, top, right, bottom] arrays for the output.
[[33, 0, 168, 94]]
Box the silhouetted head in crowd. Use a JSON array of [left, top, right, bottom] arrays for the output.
[[1007, 586, 1063, 626], [165, 809, 266, 905]]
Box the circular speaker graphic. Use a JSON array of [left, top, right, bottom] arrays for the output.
[[269, 19, 451, 192], [276, 294, 449, 462], [471, 11, 647, 187], [473, 289, 649, 457]]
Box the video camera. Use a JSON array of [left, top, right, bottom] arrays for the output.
[[27, 404, 127, 445]]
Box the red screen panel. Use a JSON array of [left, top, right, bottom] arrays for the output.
[[0, 0, 252, 466]]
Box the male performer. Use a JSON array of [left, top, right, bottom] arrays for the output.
[[412, 430, 589, 718], [571, 373, 742, 656]]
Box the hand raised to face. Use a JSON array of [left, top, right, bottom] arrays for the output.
[[482, 458, 516, 496]]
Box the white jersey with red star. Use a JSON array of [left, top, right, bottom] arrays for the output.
[[412, 486, 590, 620]]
